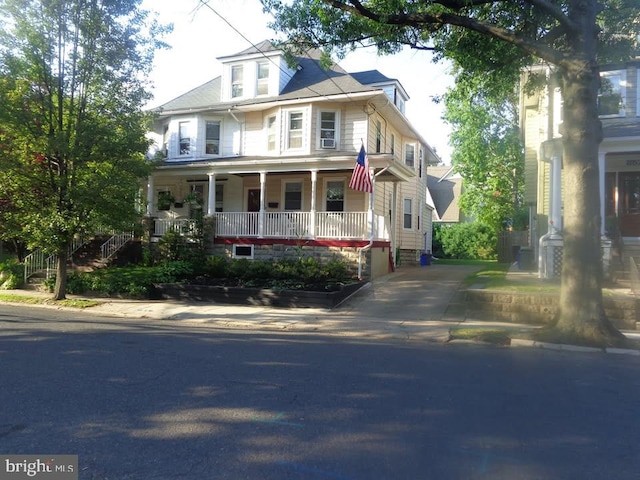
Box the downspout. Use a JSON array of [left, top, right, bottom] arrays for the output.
[[357, 166, 391, 280]]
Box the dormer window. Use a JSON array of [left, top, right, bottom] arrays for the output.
[[206, 121, 220, 155], [257, 62, 269, 96], [231, 65, 244, 98]]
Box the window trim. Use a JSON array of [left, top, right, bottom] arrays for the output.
[[324, 178, 346, 212], [598, 69, 626, 118], [282, 179, 304, 211], [403, 197, 413, 230], [232, 244, 254, 259], [231, 64, 244, 99], [178, 121, 192, 156], [256, 61, 269, 96], [405, 143, 415, 168], [204, 119, 221, 156], [286, 110, 305, 151], [266, 114, 278, 152], [318, 109, 339, 149]]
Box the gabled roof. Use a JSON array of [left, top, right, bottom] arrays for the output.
[[350, 70, 395, 85], [427, 165, 463, 222], [154, 46, 380, 114], [217, 39, 279, 59]]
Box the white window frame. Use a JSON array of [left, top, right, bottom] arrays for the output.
[[403, 198, 413, 230], [204, 119, 221, 156], [179, 121, 192, 156], [231, 64, 244, 99], [324, 178, 346, 212], [390, 133, 395, 156], [257, 61, 269, 96], [598, 69, 626, 118], [232, 244, 254, 259], [286, 110, 305, 151], [405, 144, 415, 168], [318, 110, 339, 149], [266, 114, 278, 152], [282, 179, 304, 211]]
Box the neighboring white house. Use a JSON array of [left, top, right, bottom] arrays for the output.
[[145, 41, 440, 279]]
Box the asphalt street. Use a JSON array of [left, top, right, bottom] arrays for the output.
[[1, 305, 640, 479]]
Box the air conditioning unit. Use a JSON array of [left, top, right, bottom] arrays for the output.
[[321, 138, 336, 149]]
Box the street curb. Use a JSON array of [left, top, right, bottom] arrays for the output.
[[510, 338, 640, 355]]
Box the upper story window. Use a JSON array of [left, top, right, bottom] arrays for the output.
[[267, 115, 277, 151], [257, 62, 269, 96], [390, 134, 395, 156], [162, 125, 169, 156], [419, 148, 424, 178], [319, 111, 337, 149], [231, 65, 244, 98], [598, 70, 626, 117], [405, 144, 415, 168], [287, 111, 304, 149], [375, 120, 382, 153], [179, 121, 192, 155], [205, 121, 220, 155]]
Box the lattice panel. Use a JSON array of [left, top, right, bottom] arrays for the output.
[[552, 245, 563, 277]]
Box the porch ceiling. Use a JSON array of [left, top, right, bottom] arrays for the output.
[[155, 153, 415, 182]]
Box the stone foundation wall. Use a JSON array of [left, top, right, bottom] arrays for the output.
[[397, 248, 420, 267], [465, 289, 639, 330], [209, 243, 370, 280]]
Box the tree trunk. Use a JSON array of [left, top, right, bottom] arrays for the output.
[[551, 0, 624, 346], [53, 250, 67, 301]]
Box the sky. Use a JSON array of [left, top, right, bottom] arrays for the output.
[[141, 0, 455, 164]]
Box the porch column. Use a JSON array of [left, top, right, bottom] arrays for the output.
[[309, 170, 317, 237], [207, 173, 216, 217], [368, 175, 375, 240], [599, 151, 606, 235], [549, 149, 563, 234], [146, 175, 154, 215], [392, 182, 398, 265], [258, 171, 266, 238]]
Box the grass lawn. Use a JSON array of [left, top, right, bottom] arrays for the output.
[[0, 293, 101, 309]]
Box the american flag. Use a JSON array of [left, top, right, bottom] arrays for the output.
[[349, 145, 373, 193]]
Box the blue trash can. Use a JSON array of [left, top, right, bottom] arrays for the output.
[[420, 252, 431, 266]]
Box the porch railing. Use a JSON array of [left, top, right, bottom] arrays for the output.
[[153, 212, 389, 240], [24, 236, 87, 281], [101, 232, 134, 261], [154, 218, 198, 237]]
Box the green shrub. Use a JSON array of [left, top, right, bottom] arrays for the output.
[[433, 222, 497, 260], [201, 256, 229, 277], [0, 259, 24, 289]]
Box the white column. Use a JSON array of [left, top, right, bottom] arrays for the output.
[[207, 173, 216, 217], [550, 152, 562, 234], [146, 175, 154, 215], [599, 151, 606, 236], [258, 172, 266, 238], [310, 170, 317, 237], [368, 176, 375, 240]]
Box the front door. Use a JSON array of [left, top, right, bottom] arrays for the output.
[[247, 188, 261, 212], [618, 172, 640, 236]]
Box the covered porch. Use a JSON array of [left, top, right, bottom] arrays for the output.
[[145, 153, 414, 242]]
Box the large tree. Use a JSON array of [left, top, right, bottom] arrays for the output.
[[0, 0, 169, 299], [261, 0, 639, 345], [442, 65, 524, 231]]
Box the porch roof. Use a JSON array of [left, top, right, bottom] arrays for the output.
[[155, 152, 415, 182]]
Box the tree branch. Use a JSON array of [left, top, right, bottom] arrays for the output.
[[322, 0, 579, 69]]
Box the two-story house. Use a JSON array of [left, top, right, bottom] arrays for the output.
[[521, 59, 640, 278], [145, 41, 439, 280]]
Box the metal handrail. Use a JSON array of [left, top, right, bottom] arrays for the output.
[[101, 232, 134, 261]]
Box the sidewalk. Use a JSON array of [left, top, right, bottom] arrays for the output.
[[0, 264, 537, 343]]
